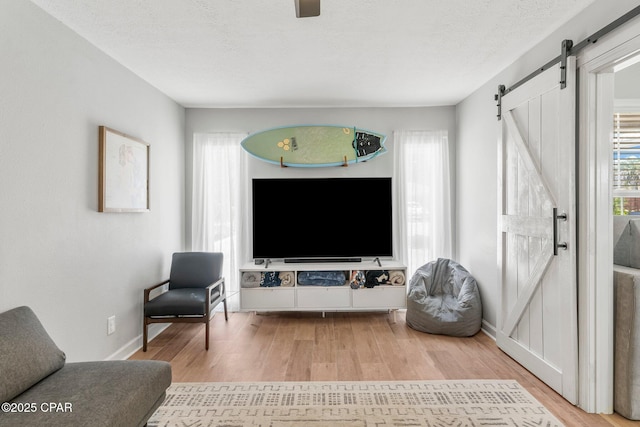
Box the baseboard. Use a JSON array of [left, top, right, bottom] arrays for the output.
[[481, 320, 496, 340], [105, 323, 170, 361]]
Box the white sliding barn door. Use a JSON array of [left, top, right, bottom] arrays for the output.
[[498, 59, 578, 404]]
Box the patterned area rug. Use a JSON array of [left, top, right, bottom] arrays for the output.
[[148, 380, 564, 427]]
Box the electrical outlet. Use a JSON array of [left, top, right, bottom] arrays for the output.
[[107, 315, 116, 335]]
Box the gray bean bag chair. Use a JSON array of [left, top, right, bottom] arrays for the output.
[[406, 258, 482, 337]]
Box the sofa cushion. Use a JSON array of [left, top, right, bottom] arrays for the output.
[[614, 216, 640, 268], [613, 266, 640, 420], [614, 215, 630, 246], [0, 306, 66, 402], [0, 360, 172, 427], [144, 288, 208, 316]]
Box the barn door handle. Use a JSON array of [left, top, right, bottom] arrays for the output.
[[553, 207, 568, 255]]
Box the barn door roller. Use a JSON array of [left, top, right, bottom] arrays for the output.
[[560, 39, 573, 89], [496, 5, 640, 120], [496, 39, 572, 120]]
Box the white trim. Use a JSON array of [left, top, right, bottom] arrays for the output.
[[614, 99, 640, 111], [481, 320, 497, 339], [578, 19, 640, 68], [577, 18, 640, 414], [613, 190, 640, 197]]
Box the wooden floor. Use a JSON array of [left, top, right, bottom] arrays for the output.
[[130, 310, 638, 427]]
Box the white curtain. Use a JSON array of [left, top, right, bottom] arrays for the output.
[[192, 132, 248, 297], [393, 130, 452, 276]]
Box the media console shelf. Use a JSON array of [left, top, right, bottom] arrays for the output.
[[239, 261, 407, 313]]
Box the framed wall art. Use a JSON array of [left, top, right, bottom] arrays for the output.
[[98, 126, 150, 212]]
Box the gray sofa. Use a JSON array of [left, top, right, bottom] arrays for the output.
[[0, 306, 171, 426], [612, 216, 640, 420]]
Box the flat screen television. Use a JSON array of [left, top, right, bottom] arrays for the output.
[[252, 177, 393, 261]]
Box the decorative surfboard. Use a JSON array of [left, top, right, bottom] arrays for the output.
[[240, 125, 387, 167]]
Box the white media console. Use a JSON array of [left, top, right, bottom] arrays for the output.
[[239, 260, 407, 313]]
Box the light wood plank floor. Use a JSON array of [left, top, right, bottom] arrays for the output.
[[130, 310, 638, 427]]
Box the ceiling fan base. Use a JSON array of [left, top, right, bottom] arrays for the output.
[[295, 0, 320, 18]]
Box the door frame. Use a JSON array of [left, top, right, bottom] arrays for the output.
[[577, 18, 640, 414]]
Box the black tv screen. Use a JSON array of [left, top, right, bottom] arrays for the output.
[[252, 177, 393, 260]]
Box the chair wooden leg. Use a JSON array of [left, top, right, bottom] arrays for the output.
[[223, 299, 229, 321], [205, 317, 210, 350], [143, 318, 148, 352]]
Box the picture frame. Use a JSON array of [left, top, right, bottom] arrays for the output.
[[98, 126, 150, 212]]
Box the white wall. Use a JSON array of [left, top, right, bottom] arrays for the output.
[[615, 61, 640, 99], [456, 0, 640, 332], [0, 0, 185, 361], [185, 107, 456, 264]]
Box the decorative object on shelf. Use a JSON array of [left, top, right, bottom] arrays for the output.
[[98, 126, 150, 212], [241, 125, 386, 168], [241, 271, 262, 288], [350, 270, 365, 289], [298, 271, 347, 286], [260, 271, 282, 287], [389, 270, 406, 286], [278, 271, 295, 287], [364, 270, 390, 288]]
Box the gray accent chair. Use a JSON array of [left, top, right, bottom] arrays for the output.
[[0, 306, 171, 427], [406, 258, 482, 337], [143, 252, 228, 351]]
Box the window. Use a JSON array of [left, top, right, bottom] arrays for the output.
[[192, 132, 248, 297], [394, 130, 452, 275], [613, 112, 640, 215]]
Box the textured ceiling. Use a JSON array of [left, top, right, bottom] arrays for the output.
[[29, 0, 596, 108]]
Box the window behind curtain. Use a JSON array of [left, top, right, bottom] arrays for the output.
[[613, 112, 640, 215], [192, 132, 247, 297], [394, 130, 452, 276]]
